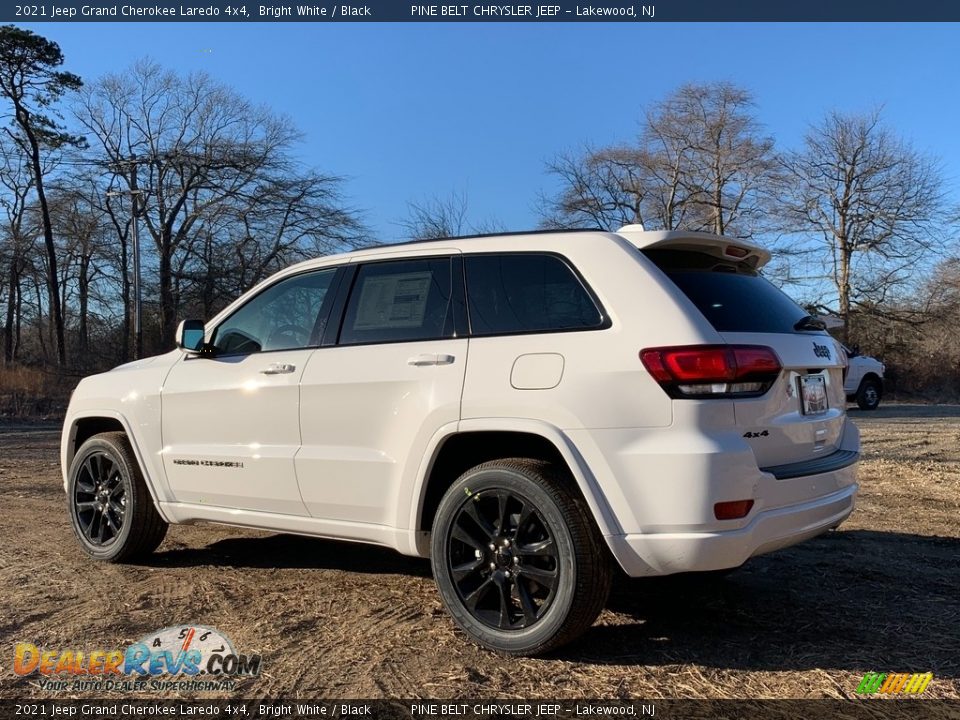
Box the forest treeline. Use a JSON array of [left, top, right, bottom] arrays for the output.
[[0, 26, 958, 416]]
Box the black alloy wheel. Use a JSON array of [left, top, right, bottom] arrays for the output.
[[67, 432, 168, 562], [431, 458, 611, 656], [447, 488, 561, 630], [73, 450, 127, 547]]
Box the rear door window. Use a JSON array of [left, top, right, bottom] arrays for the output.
[[643, 249, 812, 334], [464, 253, 604, 336], [339, 258, 454, 345]]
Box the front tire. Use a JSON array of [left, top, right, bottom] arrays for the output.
[[431, 459, 611, 656], [856, 377, 882, 410], [67, 432, 168, 562]]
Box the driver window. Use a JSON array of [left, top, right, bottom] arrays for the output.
[[212, 268, 338, 355]]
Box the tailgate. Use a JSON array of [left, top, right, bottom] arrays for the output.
[[719, 331, 846, 466]]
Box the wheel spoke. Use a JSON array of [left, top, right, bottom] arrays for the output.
[[103, 510, 119, 535], [82, 509, 97, 539], [495, 491, 510, 535], [94, 453, 107, 482], [462, 500, 495, 539], [76, 476, 95, 493], [519, 564, 558, 587], [518, 538, 555, 557], [496, 577, 512, 629], [463, 577, 493, 612], [82, 457, 97, 485], [75, 501, 98, 511], [451, 522, 487, 552], [513, 501, 534, 539], [515, 577, 540, 625], [451, 558, 484, 583]]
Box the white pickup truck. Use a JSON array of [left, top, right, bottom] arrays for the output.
[[843, 346, 885, 410]]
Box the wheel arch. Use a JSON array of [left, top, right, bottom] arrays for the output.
[[408, 419, 622, 555], [62, 411, 172, 523]]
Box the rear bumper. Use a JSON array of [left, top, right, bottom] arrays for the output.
[[607, 481, 857, 576], [566, 410, 861, 577]]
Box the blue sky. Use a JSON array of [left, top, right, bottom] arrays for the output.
[[23, 22, 960, 242]]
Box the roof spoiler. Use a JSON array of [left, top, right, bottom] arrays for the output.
[[615, 225, 772, 269]]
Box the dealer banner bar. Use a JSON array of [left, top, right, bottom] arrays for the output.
[[7, 0, 960, 22], [1, 700, 959, 720]]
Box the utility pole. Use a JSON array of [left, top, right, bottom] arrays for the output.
[[107, 157, 144, 359]]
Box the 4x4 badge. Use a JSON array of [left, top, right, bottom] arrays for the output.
[[813, 342, 832, 360]]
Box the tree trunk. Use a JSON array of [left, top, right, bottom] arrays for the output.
[[119, 230, 130, 364], [158, 236, 176, 350], [16, 105, 66, 366], [13, 275, 21, 360], [78, 253, 89, 364], [33, 277, 47, 359], [3, 259, 15, 364], [838, 245, 852, 344]]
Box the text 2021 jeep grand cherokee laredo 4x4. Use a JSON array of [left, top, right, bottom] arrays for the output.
[[61, 226, 859, 655]]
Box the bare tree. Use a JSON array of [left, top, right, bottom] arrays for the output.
[[179, 171, 364, 316], [781, 109, 945, 342], [75, 60, 362, 349], [47, 180, 115, 365], [400, 191, 502, 240], [540, 82, 779, 237], [0, 135, 36, 363], [0, 26, 83, 366], [538, 145, 650, 230]]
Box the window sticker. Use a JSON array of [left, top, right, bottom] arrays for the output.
[[354, 271, 433, 330]]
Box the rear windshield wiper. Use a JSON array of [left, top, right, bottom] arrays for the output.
[[794, 315, 827, 332]]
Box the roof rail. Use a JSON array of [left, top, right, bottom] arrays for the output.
[[358, 227, 603, 252]]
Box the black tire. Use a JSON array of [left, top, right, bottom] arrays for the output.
[[66, 432, 168, 562], [856, 377, 882, 410], [431, 458, 612, 656]]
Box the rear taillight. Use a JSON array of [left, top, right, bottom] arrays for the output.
[[640, 345, 782, 398]]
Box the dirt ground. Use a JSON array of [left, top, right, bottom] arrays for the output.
[[1, 404, 958, 700]]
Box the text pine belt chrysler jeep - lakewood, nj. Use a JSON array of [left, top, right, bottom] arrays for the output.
[[61, 226, 860, 655]]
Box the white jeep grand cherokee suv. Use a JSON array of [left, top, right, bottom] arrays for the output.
[[61, 226, 859, 655]]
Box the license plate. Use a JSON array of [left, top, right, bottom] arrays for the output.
[[799, 375, 828, 415]]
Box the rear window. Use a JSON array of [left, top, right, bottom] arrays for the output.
[[643, 249, 811, 334]]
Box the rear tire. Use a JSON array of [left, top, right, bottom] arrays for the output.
[[856, 377, 882, 410], [67, 432, 168, 562], [431, 458, 611, 656]]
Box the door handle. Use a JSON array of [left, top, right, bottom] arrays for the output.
[[407, 354, 456, 367], [260, 362, 296, 375]]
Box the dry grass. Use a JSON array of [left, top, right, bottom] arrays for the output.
[[0, 366, 71, 418], [0, 406, 957, 700]]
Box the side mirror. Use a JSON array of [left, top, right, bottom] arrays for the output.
[[176, 319, 206, 353]]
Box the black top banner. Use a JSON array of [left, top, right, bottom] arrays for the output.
[[8, 0, 960, 22]]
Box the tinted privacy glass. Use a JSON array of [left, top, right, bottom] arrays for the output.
[[465, 254, 603, 336], [644, 249, 811, 334], [340, 258, 453, 345], [213, 268, 338, 354]]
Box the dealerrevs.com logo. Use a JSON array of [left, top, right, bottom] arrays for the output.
[[14, 626, 261, 692], [856, 672, 933, 695]]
